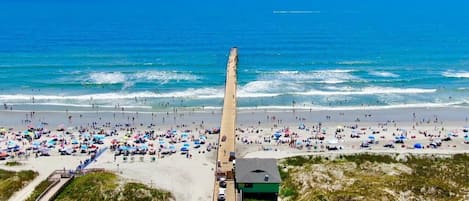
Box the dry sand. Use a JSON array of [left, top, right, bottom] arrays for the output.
[[0, 107, 468, 201]]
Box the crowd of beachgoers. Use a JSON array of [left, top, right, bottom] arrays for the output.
[[1, 108, 469, 201]]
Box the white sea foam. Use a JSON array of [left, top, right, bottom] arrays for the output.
[[84, 71, 199, 85], [294, 87, 436, 96], [260, 69, 359, 84], [337, 60, 373, 65], [239, 80, 302, 93], [239, 102, 465, 111], [88, 72, 126, 84], [442, 70, 469, 78], [133, 71, 199, 83], [369, 71, 399, 78], [14, 102, 152, 109]]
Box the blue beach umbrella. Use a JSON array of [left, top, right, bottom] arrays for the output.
[[368, 135, 376, 140], [414, 143, 423, 149], [140, 144, 149, 150], [399, 135, 406, 140], [274, 132, 282, 138], [93, 134, 105, 140], [81, 144, 88, 150], [169, 145, 176, 150], [464, 136, 469, 141], [180, 146, 189, 151]]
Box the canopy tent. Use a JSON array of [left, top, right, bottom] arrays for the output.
[[327, 138, 339, 144]]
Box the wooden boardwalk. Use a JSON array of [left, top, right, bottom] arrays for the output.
[[213, 48, 238, 201]]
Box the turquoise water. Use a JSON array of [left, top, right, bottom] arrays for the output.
[[0, 1, 468, 111]]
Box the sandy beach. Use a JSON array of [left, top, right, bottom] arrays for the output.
[[1, 106, 469, 201]]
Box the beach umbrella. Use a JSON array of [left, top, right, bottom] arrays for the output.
[[181, 133, 189, 138], [274, 132, 282, 138], [183, 143, 190, 147], [82, 133, 91, 139], [413, 143, 423, 149], [81, 144, 88, 150], [464, 136, 469, 141], [140, 144, 149, 150], [399, 135, 406, 140], [93, 134, 105, 140], [7, 140, 18, 149], [180, 146, 189, 151], [368, 135, 376, 140], [0, 127, 6, 133], [169, 145, 176, 150], [194, 139, 200, 145], [71, 139, 79, 144]]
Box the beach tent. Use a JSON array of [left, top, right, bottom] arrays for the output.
[[81, 144, 88, 151], [298, 123, 306, 130], [273, 132, 282, 140], [180, 146, 189, 152], [93, 134, 105, 140], [414, 143, 423, 149], [327, 138, 339, 144]]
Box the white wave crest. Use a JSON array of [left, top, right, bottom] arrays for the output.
[[259, 69, 359, 84], [369, 71, 399, 78], [88, 72, 126, 84], [442, 70, 469, 78], [85, 71, 199, 85], [240, 80, 302, 93]]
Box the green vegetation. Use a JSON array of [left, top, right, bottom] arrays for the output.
[[55, 171, 173, 201], [26, 179, 54, 201], [0, 169, 38, 201], [279, 153, 469, 201], [5, 161, 22, 166]]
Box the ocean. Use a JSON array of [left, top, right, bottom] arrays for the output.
[[0, 1, 468, 112]]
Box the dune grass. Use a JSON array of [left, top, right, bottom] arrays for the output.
[[0, 169, 38, 201], [279, 153, 469, 201], [5, 161, 22, 166], [55, 171, 173, 201]]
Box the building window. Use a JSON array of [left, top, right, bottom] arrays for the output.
[[245, 183, 253, 188]]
